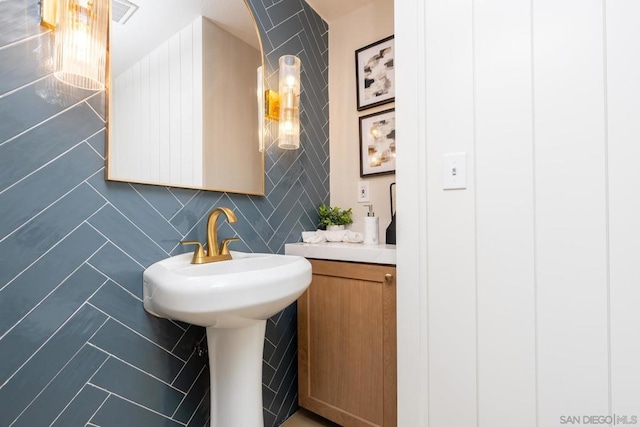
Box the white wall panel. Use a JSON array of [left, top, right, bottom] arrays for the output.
[[139, 56, 151, 181], [533, 0, 609, 424], [158, 42, 171, 184], [179, 23, 195, 186], [192, 19, 204, 186], [394, 0, 429, 424], [397, 0, 640, 425], [474, 0, 536, 426], [169, 33, 182, 185], [424, 0, 477, 425], [606, 0, 640, 416], [148, 48, 160, 182], [112, 18, 204, 186]]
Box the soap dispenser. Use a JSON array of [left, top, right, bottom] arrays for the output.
[[363, 204, 379, 245]]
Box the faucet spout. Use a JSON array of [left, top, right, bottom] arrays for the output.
[[181, 207, 238, 264], [206, 207, 237, 258]]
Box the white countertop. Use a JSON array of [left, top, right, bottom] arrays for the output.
[[285, 242, 396, 265]]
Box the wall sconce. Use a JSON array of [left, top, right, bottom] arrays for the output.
[[257, 66, 265, 152], [277, 55, 301, 150], [262, 55, 301, 150], [41, 0, 108, 91]]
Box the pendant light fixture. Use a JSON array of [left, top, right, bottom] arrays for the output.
[[53, 0, 109, 91]]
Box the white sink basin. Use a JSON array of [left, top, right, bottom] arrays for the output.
[[143, 251, 311, 328], [142, 251, 311, 427]]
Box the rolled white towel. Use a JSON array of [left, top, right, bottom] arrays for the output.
[[342, 230, 363, 243], [321, 230, 346, 242], [302, 231, 327, 243]]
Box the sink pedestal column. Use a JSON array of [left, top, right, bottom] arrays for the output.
[[206, 320, 267, 427]]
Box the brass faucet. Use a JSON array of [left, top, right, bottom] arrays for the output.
[[180, 207, 240, 264]]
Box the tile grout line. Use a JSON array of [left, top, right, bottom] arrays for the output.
[[24, 336, 112, 427], [0, 241, 108, 342], [86, 383, 188, 426], [0, 89, 104, 148], [282, 387, 299, 424], [266, 167, 304, 224], [173, 194, 225, 241], [169, 325, 194, 354], [0, 73, 53, 99], [82, 220, 147, 272], [85, 140, 105, 160], [0, 30, 50, 52], [84, 96, 106, 123], [0, 209, 106, 294], [82, 222, 146, 270], [266, 31, 303, 55], [84, 181, 172, 258], [231, 205, 272, 251], [84, 303, 188, 364], [166, 187, 187, 208], [86, 342, 188, 394], [265, 142, 304, 187], [85, 260, 143, 302], [168, 319, 189, 332], [181, 367, 210, 425], [0, 138, 88, 198], [129, 184, 185, 236], [48, 383, 98, 427], [273, 365, 297, 418], [0, 300, 108, 392], [169, 351, 194, 389], [84, 386, 112, 425], [171, 364, 207, 420], [267, 328, 297, 387]]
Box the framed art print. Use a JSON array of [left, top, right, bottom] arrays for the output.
[[359, 108, 396, 177], [355, 35, 395, 111]]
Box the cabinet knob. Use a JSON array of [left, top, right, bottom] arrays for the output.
[[384, 273, 393, 282]]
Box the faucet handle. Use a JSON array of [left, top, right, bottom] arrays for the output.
[[180, 241, 206, 264], [220, 237, 240, 256]]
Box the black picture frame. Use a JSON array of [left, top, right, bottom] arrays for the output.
[[359, 108, 396, 177], [355, 35, 395, 111]]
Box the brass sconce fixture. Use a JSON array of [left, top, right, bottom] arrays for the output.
[[40, 0, 108, 91], [262, 55, 301, 150], [41, 0, 57, 30]]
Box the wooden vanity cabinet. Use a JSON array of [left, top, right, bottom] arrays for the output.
[[297, 259, 397, 427]]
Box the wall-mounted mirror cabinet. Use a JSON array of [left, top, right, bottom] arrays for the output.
[[107, 0, 265, 195]]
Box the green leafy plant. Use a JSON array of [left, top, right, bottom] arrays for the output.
[[318, 203, 353, 228]]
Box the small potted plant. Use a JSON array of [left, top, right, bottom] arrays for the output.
[[318, 203, 353, 231]]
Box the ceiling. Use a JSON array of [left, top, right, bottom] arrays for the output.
[[305, 0, 377, 22]]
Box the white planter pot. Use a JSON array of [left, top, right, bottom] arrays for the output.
[[326, 225, 346, 231]]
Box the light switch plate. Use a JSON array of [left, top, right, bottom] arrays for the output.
[[357, 181, 370, 202], [443, 152, 467, 190]]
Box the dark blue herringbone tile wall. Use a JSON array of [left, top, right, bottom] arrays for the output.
[[0, 0, 328, 425]]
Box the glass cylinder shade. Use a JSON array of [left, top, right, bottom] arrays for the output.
[[278, 55, 301, 150], [257, 66, 265, 152], [54, 0, 108, 90]]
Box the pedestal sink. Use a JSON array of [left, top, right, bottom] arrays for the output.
[[143, 251, 312, 427]]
